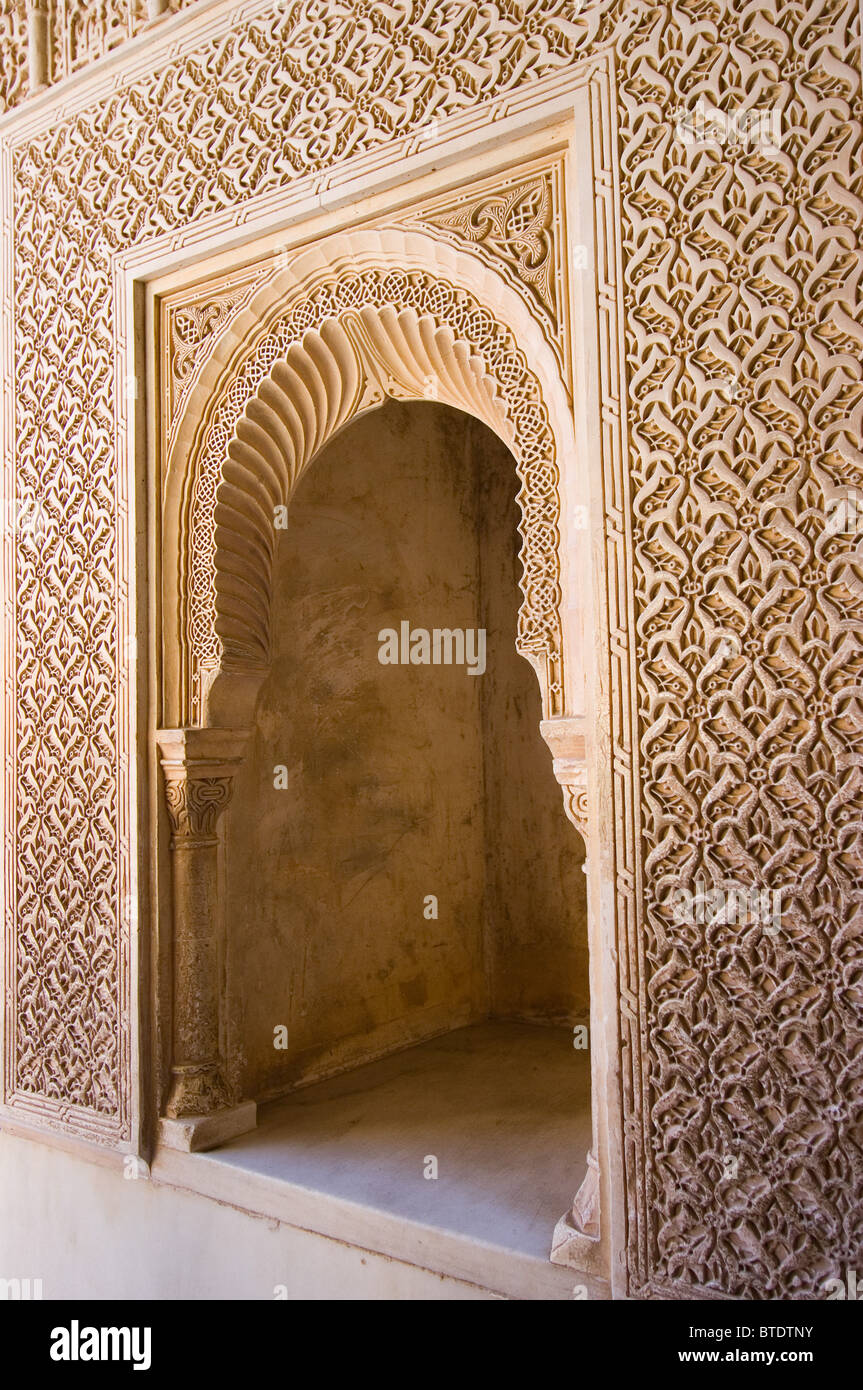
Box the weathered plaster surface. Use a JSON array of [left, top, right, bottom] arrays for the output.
[[225, 401, 587, 1101]]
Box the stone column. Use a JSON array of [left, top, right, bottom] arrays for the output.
[[540, 717, 601, 1252], [156, 727, 256, 1152]]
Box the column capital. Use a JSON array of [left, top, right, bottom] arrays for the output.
[[539, 715, 586, 762], [156, 727, 251, 840]]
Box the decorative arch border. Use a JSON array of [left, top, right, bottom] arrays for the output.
[[169, 228, 582, 731]]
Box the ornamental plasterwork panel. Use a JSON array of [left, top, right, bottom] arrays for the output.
[[162, 151, 572, 442], [49, 0, 199, 84], [163, 151, 579, 718], [0, 0, 28, 113], [0, 0, 861, 1304], [51, 0, 148, 81], [162, 263, 273, 446], [409, 154, 571, 390]]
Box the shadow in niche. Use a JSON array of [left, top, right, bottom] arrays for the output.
[[221, 399, 590, 1267]]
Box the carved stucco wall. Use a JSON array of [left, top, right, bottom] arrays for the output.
[[0, 2, 202, 111], [0, 1, 28, 114], [0, 0, 861, 1299], [49, 0, 200, 81]]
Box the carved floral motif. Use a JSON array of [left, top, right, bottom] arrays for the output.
[[615, 0, 863, 1299], [0, 0, 27, 112], [49, 0, 198, 84], [413, 162, 568, 380], [164, 268, 272, 437]]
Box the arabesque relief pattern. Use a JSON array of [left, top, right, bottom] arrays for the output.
[[426, 173, 557, 313], [164, 157, 570, 446], [1, 0, 862, 1300], [0, 0, 201, 105], [616, 2, 863, 1299], [51, 0, 148, 81], [49, 0, 197, 83], [164, 266, 273, 441], [0, 0, 28, 112]]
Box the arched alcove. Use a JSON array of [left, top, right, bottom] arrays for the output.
[[215, 396, 591, 1266], [225, 398, 590, 1095], [162, 229, 587, 731]]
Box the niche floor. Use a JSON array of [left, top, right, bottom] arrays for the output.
[[156, 1021, 593, 1299]]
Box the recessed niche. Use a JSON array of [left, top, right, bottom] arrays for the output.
[[220, 398, 590, 1266]]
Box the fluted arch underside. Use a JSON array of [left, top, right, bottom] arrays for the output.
[[216, 306, 508, 671], [178, 234, 572, 727]]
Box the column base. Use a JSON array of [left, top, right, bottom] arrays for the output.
[[550, 1151, 600, 1267], [159, 1101, 257, 1153], [550, 1209, 598, 1268]]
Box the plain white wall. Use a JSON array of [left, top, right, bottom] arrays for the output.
[[0, 1131, 496, 1301]]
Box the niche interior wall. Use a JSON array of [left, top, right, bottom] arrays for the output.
[[219, 398, 590, 1102], [0, 0, 861, 1302]]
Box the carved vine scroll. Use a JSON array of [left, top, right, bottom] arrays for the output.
[[411, 156, 570, 389], [163, 265, 272, 443]]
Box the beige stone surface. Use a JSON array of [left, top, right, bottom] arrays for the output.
[[159, 1021, 599, 1299], [0, 1022, 598, 1300], [0, 1130, 502, 1300]]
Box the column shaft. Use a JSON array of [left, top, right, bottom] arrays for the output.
[[157, 728, 250, 1122]]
